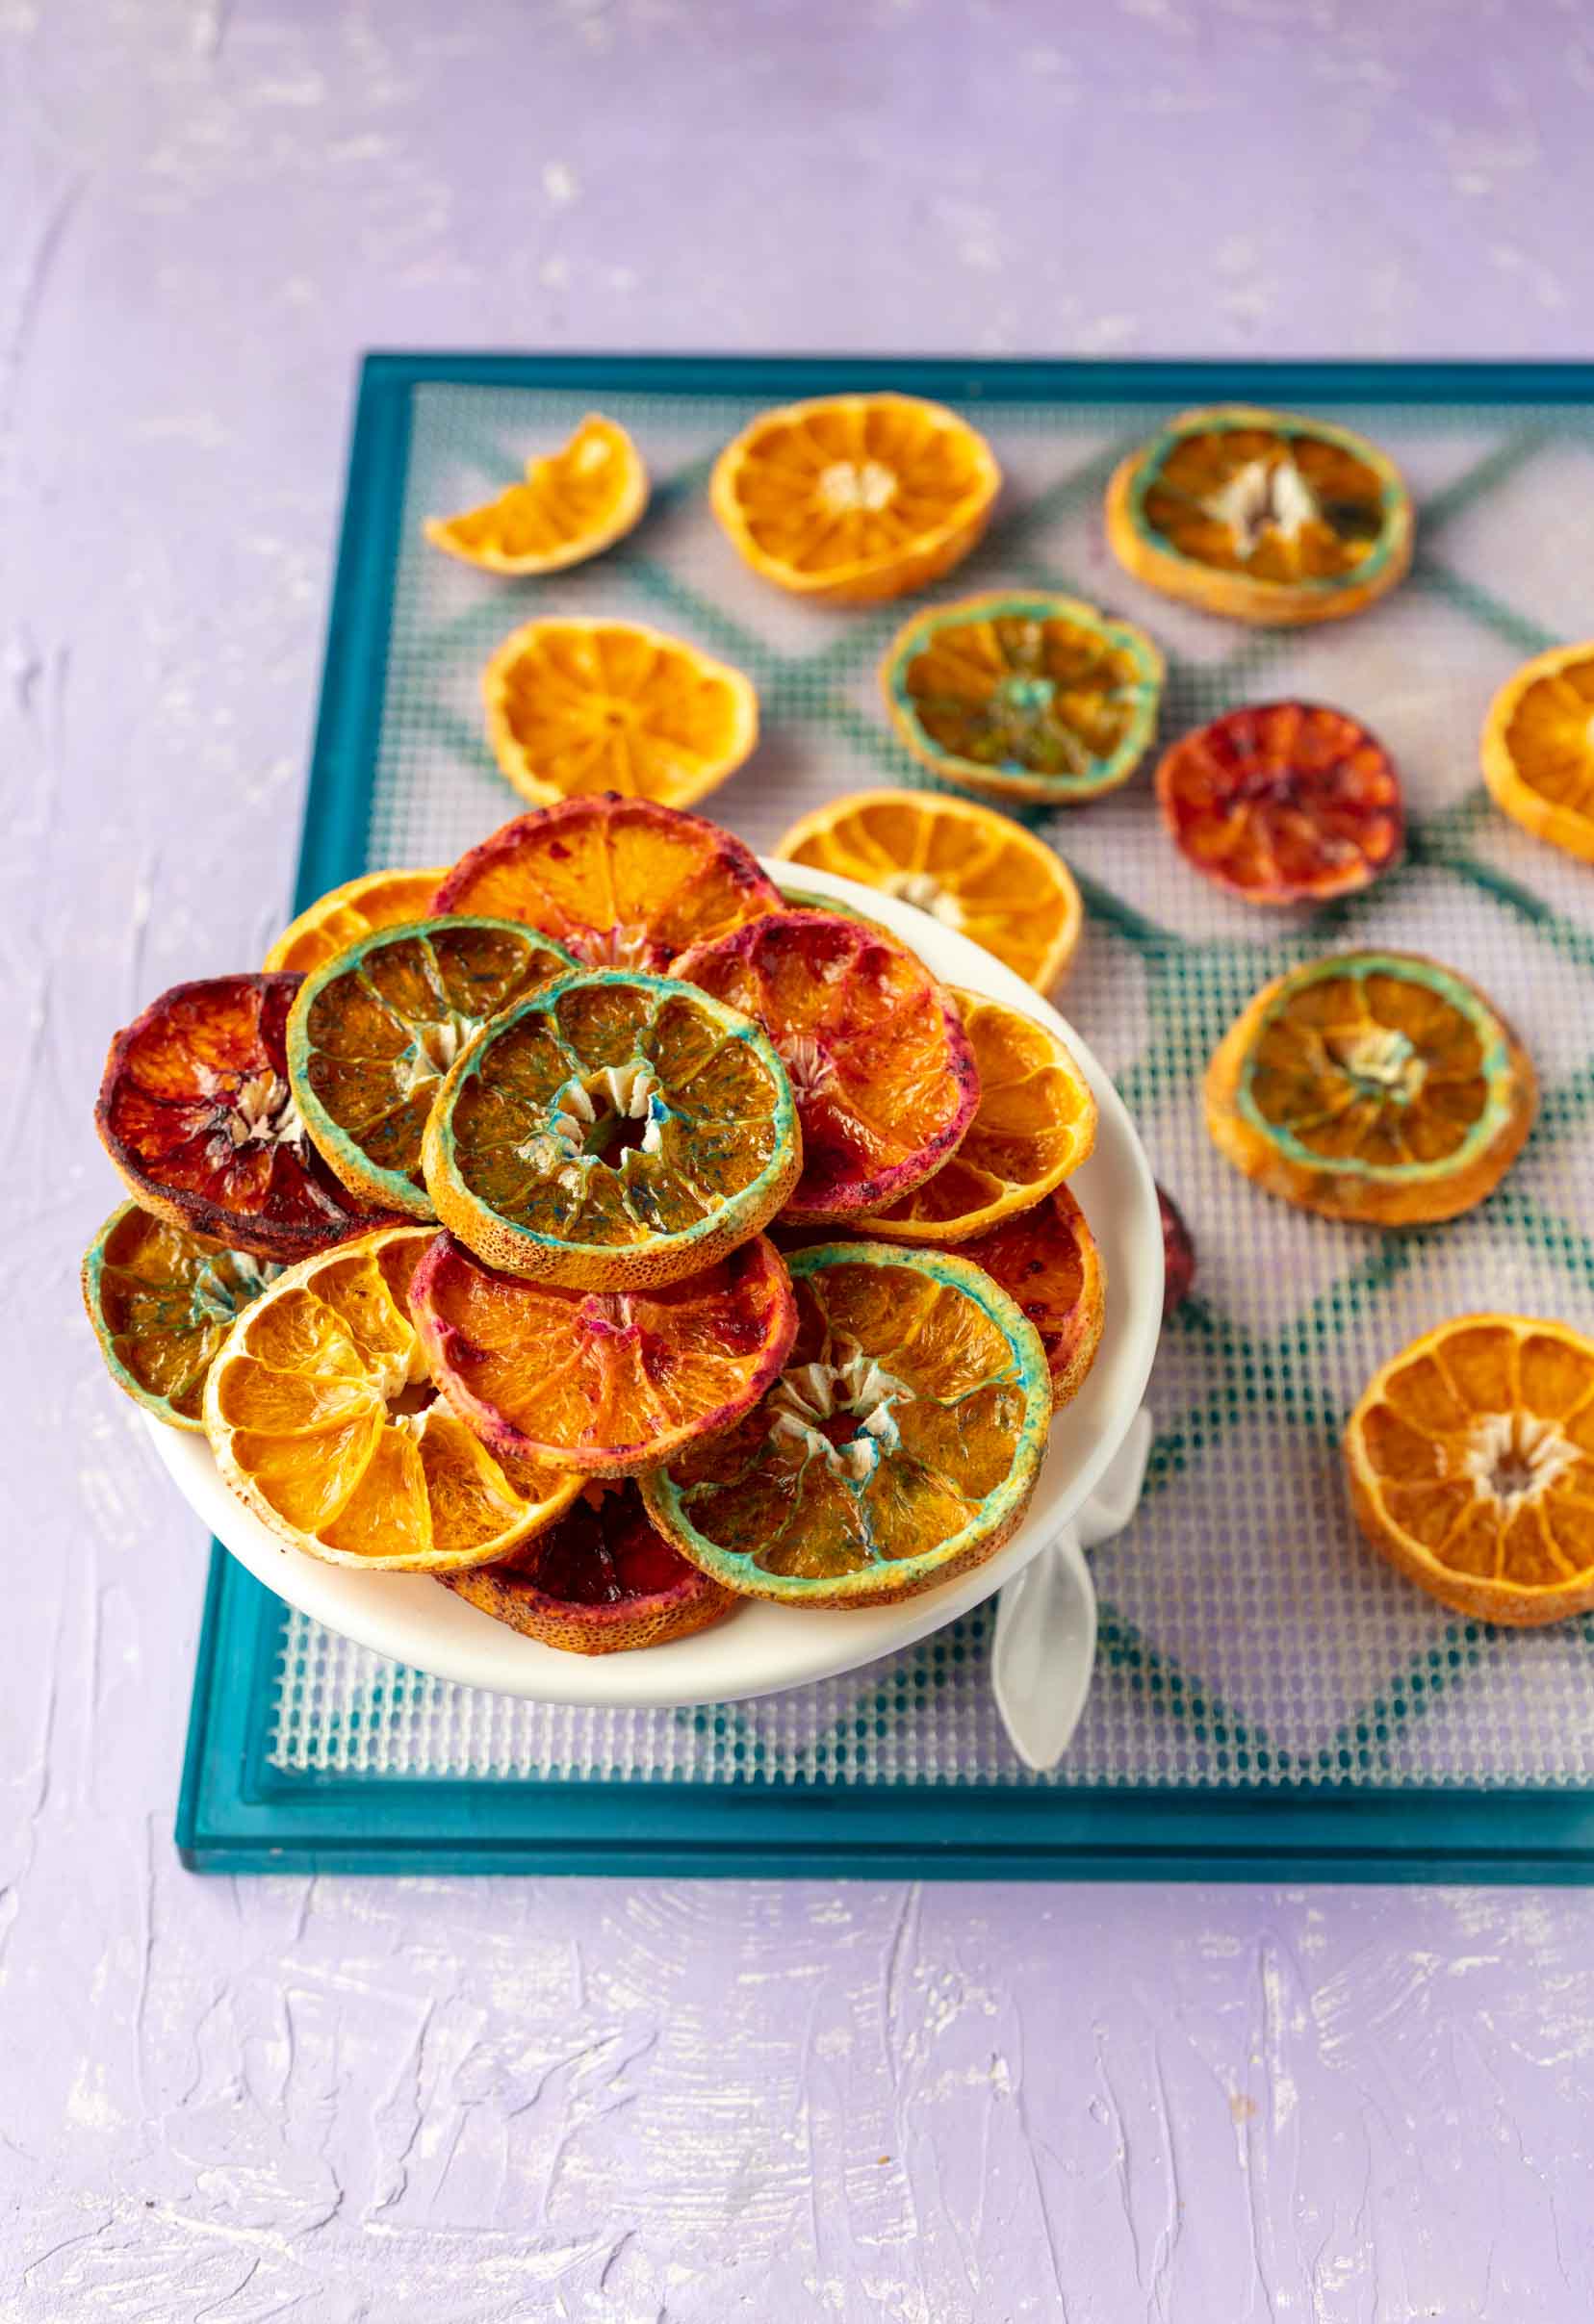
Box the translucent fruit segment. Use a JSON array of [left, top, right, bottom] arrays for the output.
[[263, 868, 447, 977], [955, 1184, 1106, 1409], [82, 1201, 279, 1430], [424, 415, 647, 575]]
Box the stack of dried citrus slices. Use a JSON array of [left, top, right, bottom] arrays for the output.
[[86, 796, 1109, 1655]]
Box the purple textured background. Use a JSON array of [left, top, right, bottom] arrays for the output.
[[9, 3, 1594, 2316]]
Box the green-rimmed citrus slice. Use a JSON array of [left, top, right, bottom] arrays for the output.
[[1205, 952, 1536, 1225], [422, 969, 801, 1289], [955, 1184, 1106, 1411], [264, 867, 447, 976], [82, 1201, 279, 1431], [881, 590, 1164, 805], [1106, 406, 1413, 626], [411, 1231, 795, 1476], [203, 1225, 581, 1571], [641, 1241, 1050, 1608], [287, 918, 576, 1219]]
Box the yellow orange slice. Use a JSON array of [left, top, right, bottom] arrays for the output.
[[1481, 639, 1594, 863], [424, 414, 647, 575], [264, 868, 448, 977]]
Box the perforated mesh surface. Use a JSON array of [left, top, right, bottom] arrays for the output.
[[271, 381, 1594, 1792]]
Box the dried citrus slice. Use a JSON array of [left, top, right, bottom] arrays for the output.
[[1158, 1185, 1196, 1319], [481, 619, 758, 812], [422, 968, 800, 1288], [856, 987, 1094, 1243], [1345, 1315, 1594, 1626], [287, 918, 576, 1218], [641, 1242, 1050, 1607], [83, 1201, 278, 1431], [263, 867, 447, 976], [882, 591, 1163, 805], [430, 797, 782, 973], [673, 910, 979, 1225], [710, 393, 1000, 605], [1205, 952, 1536, 1225], [96, 975, 376, 1264], [441, 1484, 734, 1655], [203, 1224, 580, 1571], [955, 1184, 1105, 1411], [1156, 702, 1404, 905], [1107, 405, 1412, 626], [424, 414, 647, 575], [775, 787, 1083, 991], [1481, 639, 1594, 863], [411, 1231, 795, 1475]]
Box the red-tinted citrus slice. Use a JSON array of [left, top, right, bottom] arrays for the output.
[[424, 415, 648, 575], [411, 1230, 795, 1476], [673, 910, 979, 1225], [96, 975, 377, 1263], [955, 1184, 1105, 1410], [1481, 639, 1594, 863], [1156, 702, 1403, 905], [1158, 1185, 1197, 1319], [422, 969, 801, 1289], [263, 867, 447, 977], [430, 796, 782, 973], [287, 918, 576, 1218], [642, 1241, 1050, 1607], [440, 1482, 735, 1654], [82, 1201, 279, 1431]]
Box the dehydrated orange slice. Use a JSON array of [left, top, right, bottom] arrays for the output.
[[857, 987, 1094, 1244], [1158, 1185, 1196, 1319], [774, 787, 1083, 991], [441, 1483, 735, 1655], [204, 1225, 580, 1571], [422, 968, 801, 1289], [424, 414, 648, 575], [673, 910, 979, 1225], [96, 976, 376, 1264], [1481, 639, 1594, 863], [411, 1231, 795, 1476], [263, 867, 447, 977], [1345, 1315, 1594, 1626], [1157, 702, 1404, 906], [430, 797, 782, 973], [287, 918, 576, 1219], [1205, 952, 1536, 1225], [882, 591, 1164, 805], [710, 392, 1000, 605], [1107, 406, 1412, 626], [642, 1242, 1050, 1607], [955, 1184, 1105, 1411], [482, 618, 758, 811], [83, 1201, 278, 1431]]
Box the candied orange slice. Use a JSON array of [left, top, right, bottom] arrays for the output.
[[1157, 702, 1403, 905], [710, 393, 1000, 605], [1481, 639, 1594, 864], [412, 1231, 795, 1476], [1345, 1315, 1594, 1626], [203, 1224, 580, 1571], [96, 975, 376, 1264], [1107, 406, 1412, 626], [1158, 1185, 1196, 1319], [424, 414, 647, 575], [1205, 952, 1536, 1225], [674, 910, 979, 1225], [263, 867, 447, 977], [857, 988, 1094, 1244], [481, 618, 757, 811], [642, 1242, 1050, 1607], [287, 918, 575, 1219], [956, 1184, 1105, 1411], [430, 797, 782, 973], [83, 1201, 279, 1431], [882, 591, 1164, 805], [441, 1483, 734, 1655], [775, 787, 1083, 991], [422, 968, 801, 1289]]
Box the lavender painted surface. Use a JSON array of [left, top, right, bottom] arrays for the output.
[[7, 1, 1594, 2314]]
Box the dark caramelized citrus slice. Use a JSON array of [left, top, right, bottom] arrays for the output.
[[1158, 1185, 1197, 1319]]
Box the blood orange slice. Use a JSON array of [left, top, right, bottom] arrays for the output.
[[83, 1201, 278, 1431], [424, 415, 648, 576], [673, 910, 979, 1225], [411, 1230, 795, 1477], [96, 975, 376, 1264], [441, 1483, 735, 1655], [955, 1184, 1105, 1410], [263, 867, 447, 976], [1156, 702, 1403, 905], [430, 796, 782, 974], [1158, 1185, 1197, 1319]]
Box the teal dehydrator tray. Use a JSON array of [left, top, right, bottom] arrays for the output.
[[179, 353, 1594, 1879]]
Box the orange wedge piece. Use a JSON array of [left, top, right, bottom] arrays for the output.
[[424, 414, 647, 575], [264, 867, 448, 977], [1481, 639, 1594, 863]]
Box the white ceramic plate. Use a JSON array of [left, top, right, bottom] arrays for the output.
[[147, 859, 1164, 1709]]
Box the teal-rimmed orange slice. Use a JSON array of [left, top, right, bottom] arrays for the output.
[[83, 1201, 279, 1431]]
